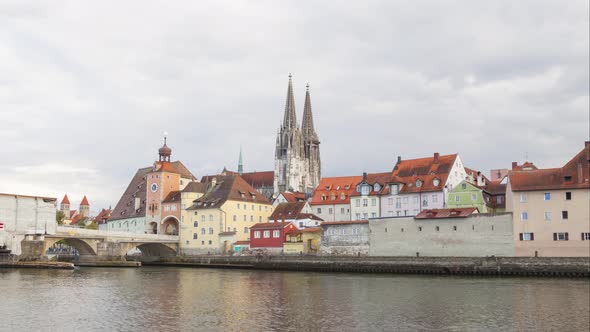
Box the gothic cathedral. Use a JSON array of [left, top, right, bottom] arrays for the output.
[[274, 74, 321, 195]]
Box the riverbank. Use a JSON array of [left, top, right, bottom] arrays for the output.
[[145, 255, 590, 277], [0, 260, 75, 269]]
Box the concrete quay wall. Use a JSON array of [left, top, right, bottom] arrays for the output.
[[149, 255, 590, 277]]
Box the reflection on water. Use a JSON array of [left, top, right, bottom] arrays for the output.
[[1, 267, 588, 331]]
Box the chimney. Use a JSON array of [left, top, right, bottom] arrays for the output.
[[362, 172, 367, 181], [512, 162, 518, 170], [393, 156, 402, 171], [585, 141, 589, 148], [433, 153, 439, 164]]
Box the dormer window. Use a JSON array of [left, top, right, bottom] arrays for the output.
[[416, 180, 423, 188], [374, 184, 381, 191], [461, 183, 467, 189], [361, 185, 370, 195], [330, 194, 335, 201], [564, 175, 572, 182], [321, 195, 326, 201], [433, 178, 440, 186], [390, 184, 399, 195], [340, 193, 345, 200]]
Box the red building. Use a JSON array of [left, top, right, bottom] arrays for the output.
[[249, 222, 296, 250]]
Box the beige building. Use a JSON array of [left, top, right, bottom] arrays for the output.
[[506, 142, 590, 257], [181, 175, 273, 254]]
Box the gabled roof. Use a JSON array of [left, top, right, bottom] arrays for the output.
[[240, 171, 274, 188], [509, 143, 590, 192], [387, 153, 458, 193], [182, 181, 208, 193], [278, 191, 307, 202], [70, 214, 88, 225], [80, 196, 89, 206], [482, 182, 507, 195], [188, 175, 271, 210], [310, 176, 363, 205], [109, 166, 151, 221], [351, 172, 391, 197], [269, 202, 307, 221], [250, 222, 294, 230], [61, 194, 70, 205], [154, 161, 196, 179], [415, 208, 478, 219], [93, 209, 112, 224]]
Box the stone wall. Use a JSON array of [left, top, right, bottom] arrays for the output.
[[370, 213, 514, 257], [320, 223, 370, 256]]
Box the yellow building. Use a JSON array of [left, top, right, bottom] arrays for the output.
[[181, 175, 273, 255], [284, 227, 321, 255]]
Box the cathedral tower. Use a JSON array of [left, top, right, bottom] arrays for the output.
[[274, 75, 321, 196]]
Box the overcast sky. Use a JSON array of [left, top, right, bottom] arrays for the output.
[[1, 0, 588, 213]]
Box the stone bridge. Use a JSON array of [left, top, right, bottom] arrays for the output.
[[40, 226, 179, 260]]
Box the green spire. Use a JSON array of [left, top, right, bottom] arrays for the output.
[[238, 146, 243, 175]]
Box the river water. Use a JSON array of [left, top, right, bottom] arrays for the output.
[[0, 267, 588, 332]]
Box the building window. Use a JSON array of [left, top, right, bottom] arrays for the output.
[[272, 230, 280, 238], [194, 211, 198, 215], [171, 205, 177, 211], [395, 198, 401, 209], [330, 194, 335, 201], [193, 233, 198, 239], [390, 184, 399, 195], [355, 213, 361, 220], [201, 241, 204, 245], [521, 212, 528, 221], [455, 195, 460, 202], [208, 240, 212, 245], [361, 185, 370, 195], [243, 215, 247, 222], [321, 195, 326, 201], [396, 211, 401, 216], [329, 208, 333, 214], [362, 199, 368, 207], [435, 226, 440, 231], [363, 213, 368, 219], [582, 233, 590, 240], [519, 233, 534, 241], [317, 208, 322, 214], [201, 215, 205, 222], [193, 221, 198, 227], [461, 183, 467, 189], [422, 200, 428, 207], [244, 227, 248, 233], [263, 230, 270, 238], [233, 215, 237, 222], [418, 226, 422, 231], [471, 194, 477, 201], [208, 227, 214, 234], [340, 193, 345, 200], [562, 211, 568, 219], [371, 212, 377, 218], [341, 208, 345, 214], [496, 196, 502, 204], [565, 192, 572, 200], [416, 180, 422, 188], [413, 197, 418, 204], [209, 215, 213, 221], [254, 231, 261, 238], [388, 198, 393, 206], [201, 228, 206, 234], [432, 195, 438, 203], [520, 193, 528, 202], [259, 216, 262, 222], [250, 215, 254, 222], [544, 192, 551, 201], [544, 212, 552, 221], [237, 203, 240, 209], [403, 197, 408, 204], [553, 232, 569, 241], [453, 226, 457, 231]]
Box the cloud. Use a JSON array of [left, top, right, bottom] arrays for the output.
[[0, 0, 588, 211]]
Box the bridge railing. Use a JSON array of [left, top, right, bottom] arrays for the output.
[[55, 226, 179, 241]]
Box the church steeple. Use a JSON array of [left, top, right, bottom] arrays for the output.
[[283, 73, 297, 129], [302, 83, 318, 143], [238, 146, 244, 175]]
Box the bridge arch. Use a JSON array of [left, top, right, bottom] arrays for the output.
[[161, 216, 179, 235], [45, 238, 97, 256]]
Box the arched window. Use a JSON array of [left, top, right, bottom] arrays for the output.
[[209, 215, 213, 221], [193, 221, 198, 227], [233, 215, 237, 221], [201, 228, 206, 234]]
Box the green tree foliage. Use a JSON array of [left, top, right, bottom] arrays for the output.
[[56, 210, 65, 225], [86, 222, 98, 230]]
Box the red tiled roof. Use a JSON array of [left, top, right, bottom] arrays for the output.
[[321, 220, 369, 226], [415, 208, 478, 219], [310, 176, 363, 205], [250, 222, 294, 230], [240, 171, 274, 188], [61, 194, 70, 205], [509, 143, 590, 192], [234, 241, 250, 245], [511, 161, 538, 171], [388, 153, 458, 193], [279, 191, 307, 202], [93, 209, 112, 224], [189, 174, 271, 210], [70, 214, 88, 225], [155, 161, 178, 173], [80, 196, 89, 206], [296, 213, 323, 221], [482, 182, 506, 195], [269, 202, 306, 221], [69, 210, 77, 218], [350, 172, 392, 197]]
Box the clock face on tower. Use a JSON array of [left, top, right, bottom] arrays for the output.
[[151, 183, 158, 192]]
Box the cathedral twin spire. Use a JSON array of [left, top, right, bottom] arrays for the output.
[[282, 74, 317, 142]]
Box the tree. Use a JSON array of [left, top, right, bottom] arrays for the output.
[[86, 222, 98, 230], [56, 210, 65, 225], [77, 219, 87, 227]]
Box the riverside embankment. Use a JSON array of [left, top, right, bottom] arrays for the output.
[[145, 255, 590, 277]]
